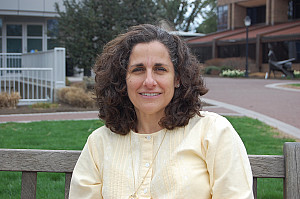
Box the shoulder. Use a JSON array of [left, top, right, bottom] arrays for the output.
[[88, 125, 122, 143], [88, 125, 125, 146], [188, 111, 231, 129], [187, 111, 238, 143]]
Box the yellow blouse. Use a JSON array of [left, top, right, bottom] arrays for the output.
[[69, 111, 254, 199]]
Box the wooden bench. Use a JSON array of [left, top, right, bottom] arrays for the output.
[[0, 142, 299, 199]]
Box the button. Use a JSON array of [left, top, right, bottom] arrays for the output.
[[146, 135, 151, 140], [145, 162, 150, 167], [144, 188, 148, 194]]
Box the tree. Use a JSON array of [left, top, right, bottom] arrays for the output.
[[157, 0, 215, 32], [55, 0, 160, 76], [196, 0, 217, 33], [55, 0, 215, 76]]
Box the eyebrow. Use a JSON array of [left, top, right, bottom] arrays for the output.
[[129, 63, 166, 68], [129, 63, 144, 68]]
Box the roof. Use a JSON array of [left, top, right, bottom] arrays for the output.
[[169, 31, 205, 37], [187, 20, 300, 45]]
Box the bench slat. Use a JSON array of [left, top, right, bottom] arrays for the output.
[[248, 155, 284, 178], [1, 142, 299, 199], [21, 171, 37, 199], [0, 149, 80, 172], [1, 150, 286, 178]]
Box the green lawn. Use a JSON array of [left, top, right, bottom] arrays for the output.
[[0, 117, 296, 198], [289, 83, 300, 87]]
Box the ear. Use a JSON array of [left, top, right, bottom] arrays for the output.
[[174, 76, 180, 88]]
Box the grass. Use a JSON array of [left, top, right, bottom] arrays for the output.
[[0, 120, 104, 199], [289, 83, 300, 87], [0, 117, 296, 198], [227, 116, 295, 199]]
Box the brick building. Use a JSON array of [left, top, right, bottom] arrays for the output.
[[187, 0, 300, 72]]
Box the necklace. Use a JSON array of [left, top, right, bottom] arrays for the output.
[[128, 130, 167, 199]]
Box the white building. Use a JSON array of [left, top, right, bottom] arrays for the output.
[[0, 0, 66, 104], [0, 0, 64, 54]]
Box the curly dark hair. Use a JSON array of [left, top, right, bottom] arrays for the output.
[[93, 24, 208, 135]]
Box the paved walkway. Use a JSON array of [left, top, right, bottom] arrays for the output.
[[1, 77, 300, 139], [0, 111, 98, 123], [202, 77, 300, 139]]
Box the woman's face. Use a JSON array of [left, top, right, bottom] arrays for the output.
[[126, 41, 179, 119]]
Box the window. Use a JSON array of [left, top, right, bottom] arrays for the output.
[[27, 25, 43, 52], [289, 0, 300, 19], [6, 24, 22, 53], [27, 39, 42, 52], [247, 6, 266, 25], [7, 39, 22, 53], [7, 24, 22, 36], [47, 19, 59, 50], [217, 5, 228, 31], [0, 18, 2, 53], [27, 25, 42, 36]]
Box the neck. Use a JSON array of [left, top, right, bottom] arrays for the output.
[[136, 112, 164, 134]]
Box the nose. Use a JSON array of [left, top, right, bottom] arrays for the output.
[[143, 69, 157, 87]]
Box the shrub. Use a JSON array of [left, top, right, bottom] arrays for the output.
[[205, 58, 224, 67], [220, 69, 246, 77], [83, 76, 95, 90], [294, 70, 300, 78], [66, 77, 71, 86], [0, 92, 21, 108], [57, 87, 95, 108], [70, 81, 87, 91], [204, 66, 221, 75], [205, 57, 256, 73], [220, 65, 234, 72]]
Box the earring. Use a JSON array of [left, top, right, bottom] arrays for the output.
[[175, 83, 180, 88]]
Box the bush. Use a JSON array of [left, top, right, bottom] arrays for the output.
[[57, 87, 95, 108], [204, 66, 221, 75], [0, 92, 20, 108], [204, 58, 224, 67], [70, 81, 87, 91], [220, 69, 246, 77], [294, 70, 300, 78], [83, 76, 95, 90], [205, 57, 256, 73]]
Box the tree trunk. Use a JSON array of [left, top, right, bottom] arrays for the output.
[[84, 67, 91, 77]]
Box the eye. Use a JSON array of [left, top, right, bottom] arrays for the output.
[[154, 66, 167, 72], [130, 67, 145, 73]]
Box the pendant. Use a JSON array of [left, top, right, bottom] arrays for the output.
[[128, 193, 138, 199]]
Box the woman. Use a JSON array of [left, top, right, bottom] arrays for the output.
[[69, 24, 254, 199]]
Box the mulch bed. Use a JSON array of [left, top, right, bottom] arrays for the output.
[[0, 103, 97, 115]]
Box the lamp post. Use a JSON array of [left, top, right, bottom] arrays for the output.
[[244, 16, 251, 77]]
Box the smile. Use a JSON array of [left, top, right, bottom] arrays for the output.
[[140, 93, 160, 96]]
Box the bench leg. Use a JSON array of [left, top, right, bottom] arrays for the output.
[[65, 172, 72, 199], [253, 177, 257, 199], [284, 142, 300, 199], [21, 171, 37, 199]]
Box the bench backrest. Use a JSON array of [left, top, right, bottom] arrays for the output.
[[0, 142, 299, 199]]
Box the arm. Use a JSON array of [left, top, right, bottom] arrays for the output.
[[69, 133, 103, 199], [205, 116, 254, 199]]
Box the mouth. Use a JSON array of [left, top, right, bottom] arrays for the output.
[[140, 92, 161, 96]]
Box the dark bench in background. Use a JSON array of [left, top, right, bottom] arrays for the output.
[[268, 46, 295, 78]]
